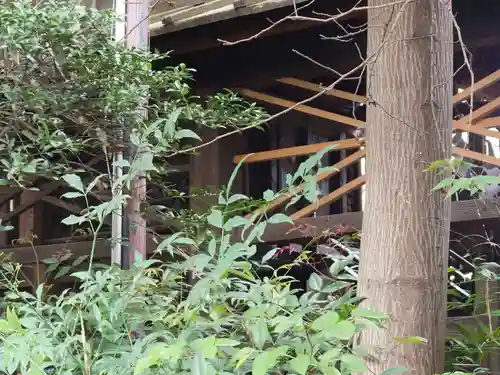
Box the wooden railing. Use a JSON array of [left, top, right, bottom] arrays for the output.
[[236, 68, 500, 219]]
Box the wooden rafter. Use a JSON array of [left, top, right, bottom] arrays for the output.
[[42, 196, 82, 215], [290, 175, 366, 220], [453, 69, 500, 104], [454, 119, 500, 140], [247, 149, 366, 218], [453, 147, 500, 167], [0, 156, 101, 224], [276, 78, 368, 104], [461, 97, 500, 123], [475, 116, 500, 129], [238, 89, 366, 128], [233, 138, 363, 164]]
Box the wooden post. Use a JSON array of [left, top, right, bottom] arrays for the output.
[[190, 129, 222, 212], [474, 263, 500, 375], [125, 0, 149, 266], [190, 128, 243, 212], [18, 192, 43, 245], [0, 200, 10, 247]]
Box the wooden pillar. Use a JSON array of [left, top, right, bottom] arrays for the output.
[[0, 200, 10, 247], [474, 263, 500, 375], [190, 129, 222, 212], [18, 191, 43, 244], [190, 128, 244, 212]]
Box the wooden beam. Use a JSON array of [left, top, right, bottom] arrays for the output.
[[462, 96, 500, 123], [233, 138, 363, 164], [475, 116, 500, 128], [277, 77, 368, 104], [290, 175, 366, 220], [0, 156, 101, 224], [238, 89, 366, 128], [0, 156, 101, 212], [454, 119, 500, 140], [2, 182, 62, 224], [42, 196, 82, 215], [453, 147, 500, 166], [249, 149, 366, 218], [260, 198, 500, 242], [453, 69, 500, 104], [238, 88, 498, 136]]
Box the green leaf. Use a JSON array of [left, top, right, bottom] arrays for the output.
[[60, 192, 84, 199], [319, 348, 341, 362], [308, 273, 323, 291], [223, 216, 249, 231], [431, 177, 454, 192], [191, 336, 217, 359], [172, 236, 197, 246], [232, 347, 256, 369], [215, 338, 240, 347], [251, 320, 271, 350], [62, 173, 84, 192], [208, 238, 217, 256], [207, 209, 223, 229], [263, 189, 275, 202], [134, 355, 157, 375], [380, 367, 409, 375], [163, 107, 183, 137], [311, 311, 340, 331], [289, 354, 310, 375], [252, 346, 288, 375], [394, 336, 428, 344], [330, 320, 356, 340], [72, 255, 88, 267], [61, 214, 85, 226], [351, 307, 387, 320], [175, 129, 201, 141], [191, 352, 208, 375], [340, 353, 368, 372], [262, 248, 278, 263], [133, 151, 157, 172], [226, 155, 251, 200], [0, 320, 9, 333], [267, 213, 293, 225], [6, 308, 22, 332], [54, 265, 71, 279], [227, 193, 249, 204], [322, 367, 342, 375]]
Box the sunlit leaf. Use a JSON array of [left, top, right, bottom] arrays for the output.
[[207, 209, 223, 229], [62, 173, 84, 192], [289, 354, 310, 375], [311, 311, 340, 331], [380, 367, 409, 375], [252, 346, 288, 375], [393, 336, 428, 344]]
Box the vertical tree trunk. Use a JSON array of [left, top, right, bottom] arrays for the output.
[[357, 1, 453, 374]]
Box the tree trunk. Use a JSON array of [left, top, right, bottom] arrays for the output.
[[357, 1, 453, 374]]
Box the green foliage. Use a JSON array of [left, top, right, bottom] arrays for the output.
[[0, 0, 267, 186], [0, 176, 401, 375]]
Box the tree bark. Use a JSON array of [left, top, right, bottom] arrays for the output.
[[357, 1, 453, 374]]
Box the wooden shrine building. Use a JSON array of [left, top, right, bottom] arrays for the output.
[[1, 0, 500, 301]]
